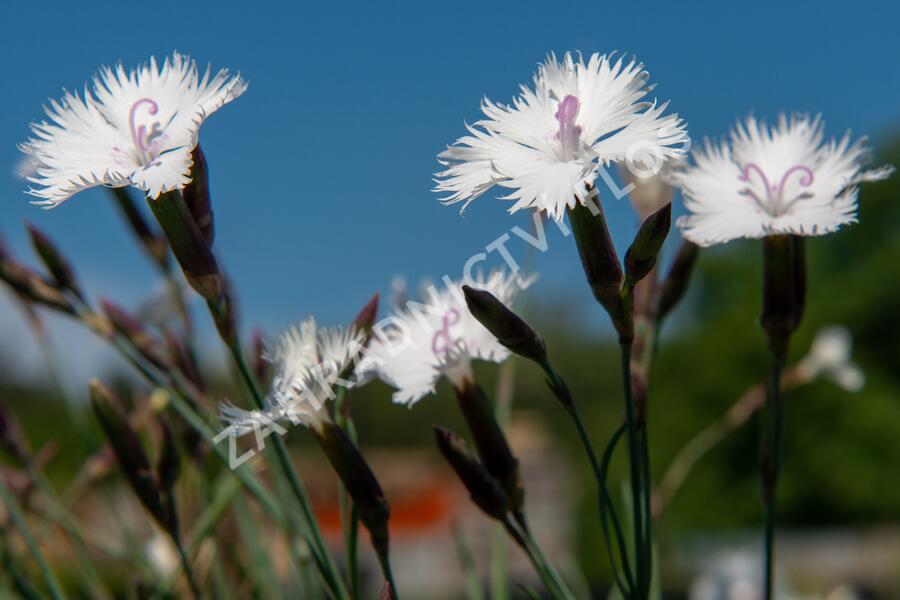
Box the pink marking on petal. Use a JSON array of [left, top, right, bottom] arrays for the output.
[[555, 95, 582, 160], [431, 308, 461, 356]]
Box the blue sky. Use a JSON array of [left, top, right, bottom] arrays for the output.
[[1, 0, 898, 379]]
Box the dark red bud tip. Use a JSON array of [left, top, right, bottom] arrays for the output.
[[352, 293, 380, 334]]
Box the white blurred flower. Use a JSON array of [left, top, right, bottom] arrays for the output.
[[435, 52, 688, 221], [145, 533, 178, 578], [674, 114, 893, 247], [219, 318, 363, 434], [364, 271, 534, 405], [619, 157, 683, 220], [797, 326, 865, 392], [22, 52, 247, 207]]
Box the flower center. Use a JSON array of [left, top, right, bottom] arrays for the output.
[[738, 163, 815, 217], [118, 98, 167, 165], [555, 95, 583, 161], [431, 308, 461, 356]]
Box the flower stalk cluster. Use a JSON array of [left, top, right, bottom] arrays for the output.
[[1, 47, 891, 600]]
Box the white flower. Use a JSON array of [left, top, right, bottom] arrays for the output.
[[674, 114, 893, 247], [22, 52, 247, 207], [144, 533, 178, 578], [363, 271, 534, 405], [220, 318, 363, 434], [619, 157, 683, 221], [797, 325, 865, 392], [435, 52, 689, 221]]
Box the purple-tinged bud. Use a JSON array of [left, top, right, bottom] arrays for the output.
[[762, 235, 806, 362], [148, 190, 223, 302], [155, 421, 181, 536], [89, 380, 169, 532], [624, 203, 672, 286], [102, 299, 169, 371], [433, 426, 509, 521], [451, 379, 523, 519], [182, 145, 215, 246], [462, 285, 546, 364], [164, 331, 206, 393], [156, 421, 180, 495], [26, 224, 83, 299], [652, 241, 699, 321], [568, 190, 630, 341], [249, 328, 270, 386], [0, 257, 73, 314], [313, 421, 391, 559]]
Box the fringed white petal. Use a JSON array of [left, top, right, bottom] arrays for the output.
[[23, 90, 135, 207], [675, 114, 892, 245], [22, 52, 246, 205], [218, 318, 362, 435], [367, 270, 534, 405], [435, 51, 687, 220], [131, 147, 193, 199]]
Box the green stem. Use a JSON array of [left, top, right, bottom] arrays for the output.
[[638, 427, 653, 587], [503, 518, 573, 600], [541, 361, 633, 595], [227, 342, 348, 600], [619, 342, 648, 599], [376, 548, 399, 599], [761, 356, 784, 600], [453, 524, 484, 600], [0, 476, 66, 600], [174, 535, 202, 599]]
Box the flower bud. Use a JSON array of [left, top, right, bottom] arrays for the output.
[[567, 192, 630, 341], [182, 145, 215, 246], [209, 275, 238, 349], [462, 285, 546, 363], [156, 421, 181, 494], [352, 293, 380, 336], [624, 203, 672, 286], [652, 240, 699, 321], [452, 379, 523, 518], [164, 331, 206, 393], [249, 328, 270, 385], [761, 235, 806, 361], [0, 257, 73, 314], [89, 380, 168, 531], [26, 224, 83, 299], [314, 421, 391, 557], [101, 299, 169, 371], [110, 187, 169, 269], [433, 426, 509, 521], [148, 190, 223, 302]]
